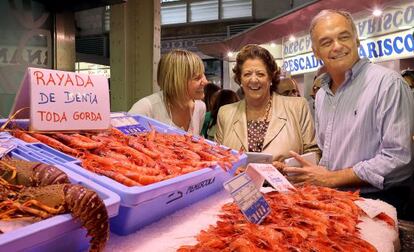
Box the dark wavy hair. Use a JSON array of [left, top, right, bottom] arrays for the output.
[[209, 89, 240, 130], [232, 44, 280, 94], [203, 83, 221, 112]]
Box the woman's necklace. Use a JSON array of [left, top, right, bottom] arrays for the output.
[[246, 97, 272, 152], [247, 97, 272, 122]]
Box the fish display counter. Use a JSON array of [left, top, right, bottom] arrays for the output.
[[105, 187, 400, 252]]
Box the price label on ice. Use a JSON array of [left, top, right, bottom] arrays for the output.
[[223, 173, 270, 224]]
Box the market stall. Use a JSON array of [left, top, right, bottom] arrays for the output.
[[1, 67, 413, 252]]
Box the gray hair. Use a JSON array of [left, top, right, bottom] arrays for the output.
[[309, 9, 359, 43]]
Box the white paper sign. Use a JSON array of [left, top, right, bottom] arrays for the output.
[[10, 67, 110, 131], [246, 163, 294, 192]]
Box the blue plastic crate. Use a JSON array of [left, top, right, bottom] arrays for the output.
[[54, 147, 245, 235], [68, 161, 235, 235], [0, 146, 120, 252], [0, 115, 247, 235]]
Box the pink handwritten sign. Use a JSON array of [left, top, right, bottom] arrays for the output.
[[11, 67, 110, 131]]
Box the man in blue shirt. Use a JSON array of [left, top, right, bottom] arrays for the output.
[[284, 9, 414, 217]]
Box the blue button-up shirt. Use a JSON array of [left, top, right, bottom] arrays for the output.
[[315, 58, 414, 192]]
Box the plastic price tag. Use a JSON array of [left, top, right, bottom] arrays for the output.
[[223, 172, 270, 224], [110, 112, 127, 118], [111, 116, 147, 134], [245, 163, 294, 192]]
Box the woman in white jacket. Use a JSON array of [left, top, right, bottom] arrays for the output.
[[129, 49, 208, 135]]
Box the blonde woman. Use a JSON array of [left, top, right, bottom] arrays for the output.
[[129, 49, 208, 135]]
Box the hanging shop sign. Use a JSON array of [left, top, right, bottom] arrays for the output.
[[10, 67, 110, 131], [282, 28, 414, 75], [283, 35, 312, 58], [282, 52, 324, 75], [358, 28, 414, 62], [282, 2, 414, 58], [0, 46, 49, 67], [356, 2, 414, 40]]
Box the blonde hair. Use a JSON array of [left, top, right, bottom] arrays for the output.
[[158, 49, 205, 108]]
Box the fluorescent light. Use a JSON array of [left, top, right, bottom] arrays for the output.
[[227, 52, 234, 57], [270, 43, 276, 47], [373, 9, 382, 17]]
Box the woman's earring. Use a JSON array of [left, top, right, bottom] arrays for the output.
[[240, 84, 243, 87], [270, 83, 273, 86]]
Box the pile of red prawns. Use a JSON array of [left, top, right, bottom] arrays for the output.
[[178, 185, 395, 252], [12, 128, 239, 187]]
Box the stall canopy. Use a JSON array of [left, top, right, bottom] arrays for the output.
[[34, 0, 126, 11], [197, 0, 398, 59]]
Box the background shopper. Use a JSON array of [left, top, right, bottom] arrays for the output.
[[204, 89, 239, 140], [401, 68, 414, 93], [203, 83, 221, 112], [201, 83, 221, 137], [309, 66, 327, 119], [276, 77, 300, 97]]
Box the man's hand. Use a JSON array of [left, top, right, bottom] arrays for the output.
[[284, 164, 337, 187], [283, 151, 366, 188], [283, 151, 337, 187]]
